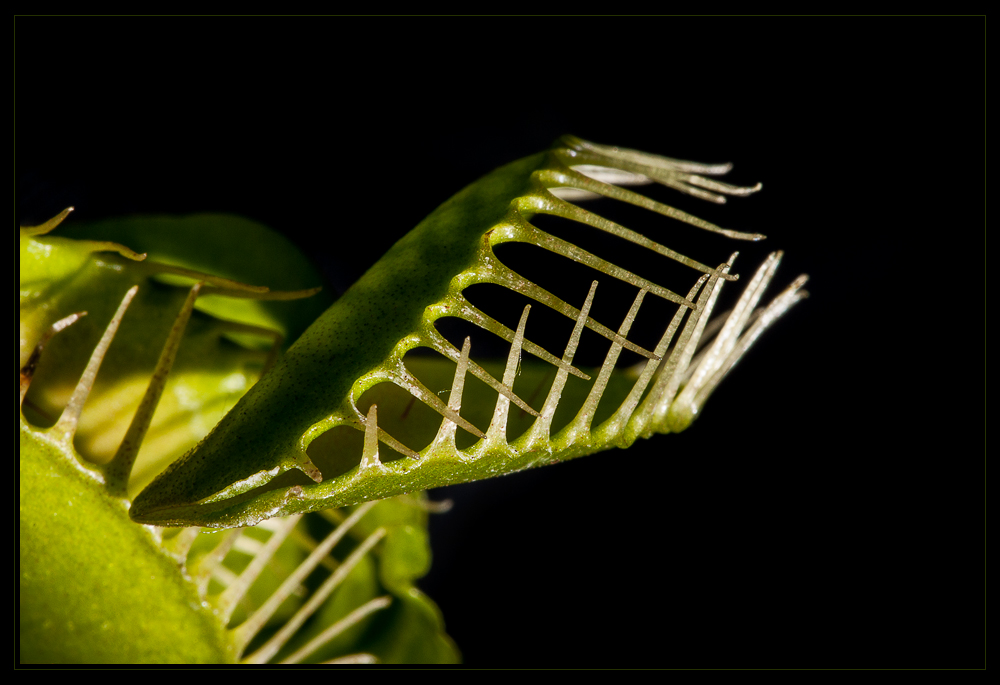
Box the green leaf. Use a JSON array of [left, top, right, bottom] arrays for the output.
[[56, 213, 334, 346], [19, 421, 235, 664]]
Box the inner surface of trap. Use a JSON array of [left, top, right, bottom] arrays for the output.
[[403, 348, 542, 449]]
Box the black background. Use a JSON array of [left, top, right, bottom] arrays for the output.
[[17, 19, 983, 667]]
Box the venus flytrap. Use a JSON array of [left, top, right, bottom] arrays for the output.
[[20, 211, 456, 663], [128, 135, 809, 529], [19, 136, 806, 663]]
